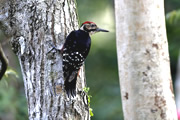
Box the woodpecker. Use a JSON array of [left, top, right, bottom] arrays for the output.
[[58, 21, 108, 97]]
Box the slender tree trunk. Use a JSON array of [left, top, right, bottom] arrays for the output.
[[0, 0, 90, 119], [175, 51, 180, 116], [115, 0, 177, 119]]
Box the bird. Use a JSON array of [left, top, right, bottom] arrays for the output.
[[52, 21, 109, 97]]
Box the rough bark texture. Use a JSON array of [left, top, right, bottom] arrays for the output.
[[115, 0, 177, 119], [0, 0, 90, 119]]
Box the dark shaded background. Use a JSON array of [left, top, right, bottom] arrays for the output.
[[0, 0, 180, 119]]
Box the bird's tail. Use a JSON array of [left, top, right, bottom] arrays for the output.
[[65, 74, 77, 98]]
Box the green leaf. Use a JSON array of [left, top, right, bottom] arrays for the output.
[[83, 87, 90, 93], [166, 9, 180, 25], [83, 87, 94, 117], [89, 108, 94, 117], [4, 68, 19, 78]]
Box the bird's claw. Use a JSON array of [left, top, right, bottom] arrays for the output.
[[47, 42, 59, 54], [47, 42, 63, 55]]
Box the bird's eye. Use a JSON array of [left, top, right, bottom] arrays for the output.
[[91, 24, 96, 27]]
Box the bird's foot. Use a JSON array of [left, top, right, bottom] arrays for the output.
[[47, 42, 63, 55]]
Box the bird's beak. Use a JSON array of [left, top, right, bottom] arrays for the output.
[[96, 28, 109, 32]]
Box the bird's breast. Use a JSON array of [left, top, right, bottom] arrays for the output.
[[75, 32, 91, 49]]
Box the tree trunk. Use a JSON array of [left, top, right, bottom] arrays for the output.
[[0, 0, 90, 119], [115, 0, 177, 119], [175, 51, 180, 118]]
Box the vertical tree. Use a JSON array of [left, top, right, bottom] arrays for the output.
[[115, 0, 177, 119], [175, 51, 180, 117], [0, 0, 89, 119]]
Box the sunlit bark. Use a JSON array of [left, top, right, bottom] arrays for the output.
[[115, 0, 177, 119]]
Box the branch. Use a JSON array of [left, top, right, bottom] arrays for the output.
[[0, 44, 8, 80]]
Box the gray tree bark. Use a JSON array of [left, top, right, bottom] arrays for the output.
[[0, 0, 90, 119], [115, 0, 177, 119]]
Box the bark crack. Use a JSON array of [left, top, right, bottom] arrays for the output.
[[40, 42, 45, 118], [51, 3, 56, 45], [62, 0, 67, 40]]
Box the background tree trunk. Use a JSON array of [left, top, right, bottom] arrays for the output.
[[115, 0, 177, 119], [0, 0, 90, 119], [175, 51, 180, 118]]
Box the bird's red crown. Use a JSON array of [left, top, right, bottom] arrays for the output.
[[82, 21, 96, 25]]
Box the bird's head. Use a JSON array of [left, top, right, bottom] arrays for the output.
[[80, 21, 109, 35]]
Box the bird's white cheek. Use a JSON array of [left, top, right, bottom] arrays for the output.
[[89, 31, 96, 35]]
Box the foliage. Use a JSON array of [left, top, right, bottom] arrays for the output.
[[0, 67, 18, 86], [166, 9, 180, 80], [0, 68, 28, 120], [3, 68, 19, 79], [83, 87, 94, 117], [166, 10, 180, 25]]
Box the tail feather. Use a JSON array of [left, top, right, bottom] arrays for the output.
[[65, 77, 77, 97]]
